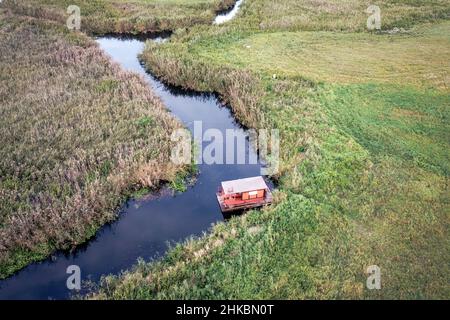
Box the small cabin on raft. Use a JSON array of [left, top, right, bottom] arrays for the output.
[[216, 176, 273, 213]]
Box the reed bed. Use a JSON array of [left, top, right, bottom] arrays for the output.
[[0, 11, 185, 278], [3, 0, 237, 34]]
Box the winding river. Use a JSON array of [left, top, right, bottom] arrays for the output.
[[0, 1, 257, 300]]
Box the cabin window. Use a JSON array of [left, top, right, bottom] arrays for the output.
[[249, 191, 258, 199]]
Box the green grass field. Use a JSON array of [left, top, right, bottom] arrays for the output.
[[90, 0, 450, 299], [193, 27, 449, 89], [239, 0, 449, 31]]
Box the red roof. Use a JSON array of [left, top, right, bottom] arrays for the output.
[[221, 176, 268, 195]]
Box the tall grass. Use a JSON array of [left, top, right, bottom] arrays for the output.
[[0, 11, 186, 278], [3, 0, 237, 34]]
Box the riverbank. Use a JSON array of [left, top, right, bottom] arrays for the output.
[[0, 10, 188, 279], [91, 1, 450, 299]]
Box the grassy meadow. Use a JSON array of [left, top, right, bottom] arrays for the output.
[[3, 0, 236, 34], [90, 0, 450, 299], [235, 0, 450, 32], [0, 10, 187, 278]]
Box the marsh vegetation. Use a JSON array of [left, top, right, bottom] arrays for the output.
[[92, 0, 450, 299], [0, 0, 449, 299], [0, 10, 186, 278], [3, 0, 237, 34]]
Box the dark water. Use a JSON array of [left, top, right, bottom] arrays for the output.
[[0, 32, 266, 299]]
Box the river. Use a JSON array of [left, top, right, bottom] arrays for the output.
[[0, 0, 261, 300]]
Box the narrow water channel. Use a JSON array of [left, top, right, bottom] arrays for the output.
[[214, 0, 244, 24], [0, 1, 265, 300]]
